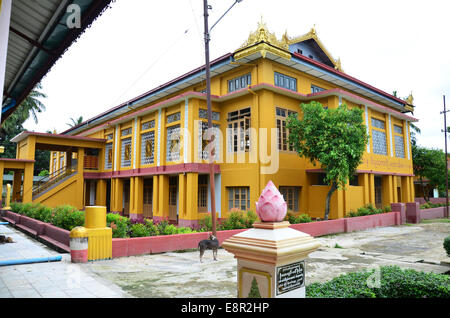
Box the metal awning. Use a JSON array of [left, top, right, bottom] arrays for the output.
[[1, 0, 114, 123]]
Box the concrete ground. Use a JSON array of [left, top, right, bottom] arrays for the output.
[[0, 219, 449, 298]]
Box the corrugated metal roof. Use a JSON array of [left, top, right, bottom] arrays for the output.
[[1, 0, 114, 123]]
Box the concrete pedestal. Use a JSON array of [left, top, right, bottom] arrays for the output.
[[222, 221, 320, 298]]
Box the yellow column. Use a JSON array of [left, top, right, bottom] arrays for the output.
[[96, 179, 107, 206], [152, 175, 159, 217], [382, 175, 393, 208], [22, 163, 34, 203], [133, 176, 143, 218], [392, 175, 398, 203], [359, 173, 370, 205], [84, 206, 112, 261], [130, 177, 135, 214], [111, 178, 123, 213], [186, 173, 198, 221], [157, 174, 169, 220], [76, 148, 84, 209], [178, 173, 186, 218], [369, 174, 375, 205], [409, 176, 415, 202]]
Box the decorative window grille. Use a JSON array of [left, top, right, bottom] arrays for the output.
[[228, 73, 251, 93], [105, 143, 113, 170], [311, 85, 325, 94], [121, 128, 132, 137], [141, 120, 155, 131], [121, 137, 132, 167], [274, 72, 297, 91], [371, 118, 387, 155], [228, 187, 250, 211], [198, 121, 220, 161], [167, 112, 181, 124], [276, 107, 297, 151], [141, 131, 155, 165], [166, 125, 180, 162], [393, 124, 405, 158], [279, 186, 300, 212], [227, 107, 251, 152], [199, 109, 220, 121]]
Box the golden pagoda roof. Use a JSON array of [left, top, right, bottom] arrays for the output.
[[236, 21, 343, 72]]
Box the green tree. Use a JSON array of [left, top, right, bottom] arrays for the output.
[[66, 116, 83, 128], [287, 101, 368, 220], [0, 83, 49, 174], [412, 145, 447, 202]]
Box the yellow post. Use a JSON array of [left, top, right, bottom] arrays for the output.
[[4, 184, 11, 210], [84, 206, 112, 261]]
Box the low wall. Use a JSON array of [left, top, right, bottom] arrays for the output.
[[2, 203, 448, 259], [415, 197, 447, 205], [289, 219, 345, 237], [0, 210, 70, 252], [420, 207, 446, 220], [343, 212, 399, 233], [112, 229, 246, 258]]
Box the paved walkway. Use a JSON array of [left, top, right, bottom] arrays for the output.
[[0, 223, 129, 298], [0, 219, 449, 298]]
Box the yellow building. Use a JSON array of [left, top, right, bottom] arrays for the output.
[[8, 22, 417, 225]]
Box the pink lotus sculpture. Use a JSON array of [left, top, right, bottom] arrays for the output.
[[255, 181, 287, 222]]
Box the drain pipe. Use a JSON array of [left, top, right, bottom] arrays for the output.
[[0, 222, 9, 225], [0, 255, 62, 266]]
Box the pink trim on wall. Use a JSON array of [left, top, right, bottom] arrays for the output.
[[84, 163, 220, 179], [306, 168, 414, 177]]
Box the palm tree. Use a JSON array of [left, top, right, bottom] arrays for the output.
[[1, 83, 47, 134], [66, 116, 83, 128]]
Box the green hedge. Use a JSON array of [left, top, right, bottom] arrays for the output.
[[444, 236, 450, 256], [198, 210, 258, 232], [306, 265, 450, 298], [284, 212, 313, 224], [420, 202, 447, 210], [10, 202, 84, 231], [346, 203, 391, 218]]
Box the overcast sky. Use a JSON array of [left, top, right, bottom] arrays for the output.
[[23, 0, 450, 151]]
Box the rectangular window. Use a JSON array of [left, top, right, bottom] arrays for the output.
[[141, 120, 155, 131], [228, 187, 250, 211], [198, 121, 220, 161], [141, 131, 155, 165], [279, 186, 300, 212], [274, 72, 297, 91], [276, 107, 297, 151], [198, 174, 208, 211], [314, 173, 328, 185], [121, 137, 132, 167], [199, 108, 220, 121], [167, 112, 181, 124], [393, 124, 405, 158], [227, 108, 251, 152], [105, 143, 113, 170], [121, 127, 132, 137], [311, 85, 325, 94], [166, 124, 180, 162], [228, 73, 251, 93], [371, 118, 388, 155]]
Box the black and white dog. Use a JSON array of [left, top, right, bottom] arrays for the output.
[[198, 234, 219, 263]]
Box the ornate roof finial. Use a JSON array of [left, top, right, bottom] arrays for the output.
[[405, 92, 414, 105]]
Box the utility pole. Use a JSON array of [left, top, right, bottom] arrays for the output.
[[203, 0, 216, 236], [203, 0, 242, 236], [443, 95, 449, 218]]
